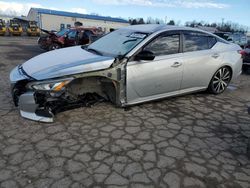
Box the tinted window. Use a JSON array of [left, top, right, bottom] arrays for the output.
[[67, 30, 77, 38], [184, 33, 217, 52], [56, 29, 69, 37], [144, 34, 180, 56], [208, 36, 217, 48]]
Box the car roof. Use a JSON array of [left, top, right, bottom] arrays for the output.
[[120, 24, 231, 44], [121, 24, 211, 34]]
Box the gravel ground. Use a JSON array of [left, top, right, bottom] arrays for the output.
[[0, 36, 250, 188]]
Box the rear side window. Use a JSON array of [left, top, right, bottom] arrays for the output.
[[208, 36, 217, 48], [184, 32, 217, 52], [144, 34, 180, 56]]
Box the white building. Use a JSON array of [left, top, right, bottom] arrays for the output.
[[27, 8, 129, 33], [0, 15, 14, 24]]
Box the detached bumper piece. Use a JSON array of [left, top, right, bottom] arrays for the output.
[[17, 91, 105, 123], [19, 92, 54, 123]]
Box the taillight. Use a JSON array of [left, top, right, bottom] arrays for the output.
[[238, 50, 246, 57]]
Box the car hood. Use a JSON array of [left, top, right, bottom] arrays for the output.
[[22, 46, 114, 80], [41, 28, 56, 36]]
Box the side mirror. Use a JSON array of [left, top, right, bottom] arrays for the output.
[[135, 50, 155, 61]]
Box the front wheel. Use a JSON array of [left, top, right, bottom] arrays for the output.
[[208, 66, 232, 94]]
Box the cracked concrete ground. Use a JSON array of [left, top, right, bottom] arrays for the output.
[[0, 36, 250, 188]]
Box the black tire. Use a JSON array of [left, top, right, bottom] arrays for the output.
[[49, 43, 61, 51], [208, 66, 232, 94]]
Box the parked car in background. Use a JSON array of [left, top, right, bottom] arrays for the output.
[[228, 33, 248, 48], [27, 21, 40, 36], [241, 45, 250, 70], [0, 19, 6, 36], [10, 24, 242, 122], [38, 27, 103, 51], [214, 32, 231, 41], [8, 20, 23, 36]]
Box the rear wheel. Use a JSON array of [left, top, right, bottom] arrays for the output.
[[49, 43, 61, 51], [208, 66, 232, 94]]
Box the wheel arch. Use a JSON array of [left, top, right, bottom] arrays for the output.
[[208, 65, 233, 94], [66, 76, 119, 105], [219, 64, 233, 80]]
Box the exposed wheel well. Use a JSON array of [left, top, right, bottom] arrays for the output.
[[66, 76, 118, 104]]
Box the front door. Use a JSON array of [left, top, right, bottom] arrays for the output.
[[126, 33, 184, 104], [65, 30, 77, 47]]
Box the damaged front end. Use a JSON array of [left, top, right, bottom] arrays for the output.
[[10, 64, 124, 123]]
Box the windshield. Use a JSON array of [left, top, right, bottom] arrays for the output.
[[87, 29, 148, 57], [56, 29, 69, 36]]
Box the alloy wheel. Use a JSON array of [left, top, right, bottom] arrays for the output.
[[212, 67, 231, 93]]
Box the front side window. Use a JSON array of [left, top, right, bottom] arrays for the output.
[[56, 29, 69, 37], [144, 34, 180, 56], [67, 30, 77, 38], [184, 32, 217, 52]]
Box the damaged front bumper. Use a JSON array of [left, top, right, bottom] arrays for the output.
[[19, 92, 54, 122], [15, 90, 105, 123], [10, 66, 54, 122], [10, 61, 123, 123], [10, 67, 107, 122]]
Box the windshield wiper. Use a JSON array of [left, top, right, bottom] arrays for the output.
[[86, 48, 103, 56]]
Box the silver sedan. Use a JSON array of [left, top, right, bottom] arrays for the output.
[[10, 24, 242, 122]]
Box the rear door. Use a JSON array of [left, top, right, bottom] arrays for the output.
[[180, 31, 222, 90]]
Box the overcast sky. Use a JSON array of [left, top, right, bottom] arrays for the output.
[[0, 0, 249, 28]]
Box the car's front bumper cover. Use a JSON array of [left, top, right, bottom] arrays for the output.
[[19, 92, 54, 122], [10, 66, 54, 123]]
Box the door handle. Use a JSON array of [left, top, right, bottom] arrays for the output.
[[212, 53, 220, 58], [171, 62, 182, 68]]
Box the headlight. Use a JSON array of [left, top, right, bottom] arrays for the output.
[[29, 78, 73, 91]]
